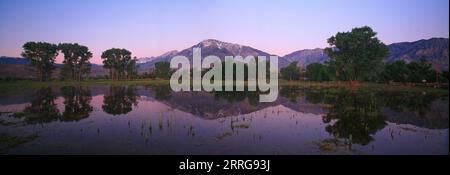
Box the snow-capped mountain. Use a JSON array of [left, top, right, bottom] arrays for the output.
[[2, 38, 448, 77], [137, 38, 449, 73], [137, 39, 290, 72]]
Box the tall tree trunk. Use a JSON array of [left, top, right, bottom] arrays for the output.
[[72, 68, 75, 80], [78, 64, 83, 81], [38, 68, 42, 82], [109, 69, 112, 80]]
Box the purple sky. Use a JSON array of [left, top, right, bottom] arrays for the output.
[[0, 0, 448, 64]]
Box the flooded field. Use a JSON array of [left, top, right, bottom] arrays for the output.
[[0, 85, 448, 154]]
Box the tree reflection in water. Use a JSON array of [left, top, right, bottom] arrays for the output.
[[61, 86, 93, 121], [14, 88, 60, 124], [14, 87, 94, 124], [279, 86, 302, 102], [213, 90, 260, 106], [381, 92, 437, 117], [300, 87, 445, 150], [322, 90, 387, 148], [102, 86, 138, 115], [378, 92, 447, 129], [152, 85, 172, 101], [4, 84, 446, 154]]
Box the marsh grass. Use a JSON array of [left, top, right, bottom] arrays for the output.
[[0, 133, 38, 154], [0, 79, 168, 93]]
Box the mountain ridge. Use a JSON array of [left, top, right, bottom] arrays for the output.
[[1, 37, 448, 78], [137, 38, 448, 70], [137, 39, 291, 72]]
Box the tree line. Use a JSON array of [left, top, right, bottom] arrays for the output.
[[280, 58, 449, 84], [19, 26, 449, 84], [280, 26, 449, 85], [151, 26, 449, 85], [21, 42, 139, 81]]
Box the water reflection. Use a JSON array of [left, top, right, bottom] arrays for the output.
[[61, 86, 93, 121], [102, 86, 138, 115], [13, 87, 94, 123], [0, 85, 447, 154], [304, 89, 449, 129], [151, 85, 172, 101], [213, 90, 260, 106], [14, 88, 60, 124], [322, 90, 387, 147], [279, 86, 302, 102], [379, 92, 448, 129]]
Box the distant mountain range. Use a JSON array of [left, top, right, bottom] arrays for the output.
[[0, 57, 30, 65], [282, 48, 330, 67], [137, 38, 448, 70], [137, 39, 291, 71], [0, 56, 106, 78], [1, 38, 448, 78], [386, 38, 448, 70]]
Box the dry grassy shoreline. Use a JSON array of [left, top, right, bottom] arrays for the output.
[[0, 79, 448, 94]]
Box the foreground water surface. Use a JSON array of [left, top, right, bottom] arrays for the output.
[[0, 85, 448, 154]]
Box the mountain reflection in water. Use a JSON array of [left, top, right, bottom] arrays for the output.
[[0, 85, 448, 154]]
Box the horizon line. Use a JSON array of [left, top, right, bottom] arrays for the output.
[[0, 37, 448, 65]]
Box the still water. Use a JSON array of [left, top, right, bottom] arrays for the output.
[[0, 85, 448, 154]]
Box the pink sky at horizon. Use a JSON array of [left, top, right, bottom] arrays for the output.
[[1, 36, 447, 65]]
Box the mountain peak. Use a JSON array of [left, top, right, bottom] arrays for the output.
[[197, 39, 242, 49], [200, 38, 222, 43]]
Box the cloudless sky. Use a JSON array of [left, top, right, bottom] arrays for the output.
[[0, 0, 448, 64]]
